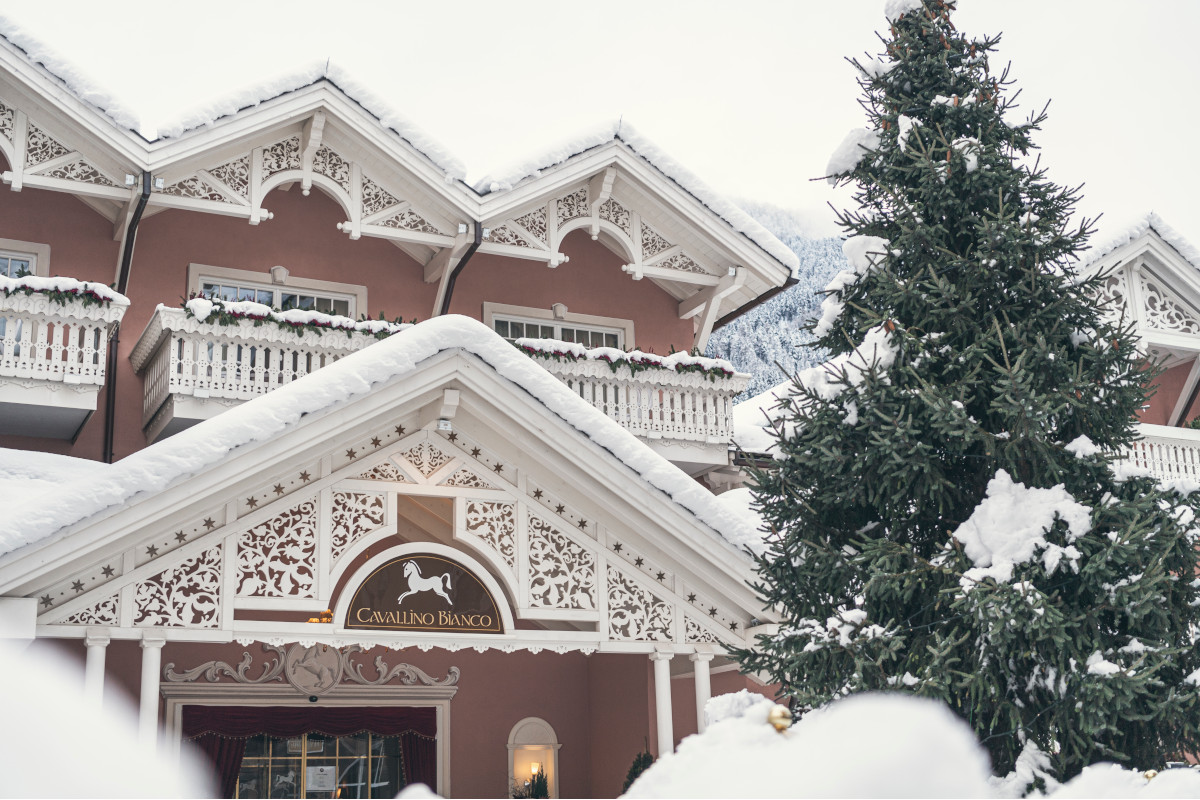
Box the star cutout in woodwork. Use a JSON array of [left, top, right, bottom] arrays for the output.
[[687, 593, 697, 603], [101, 565, 115, 578], [395, 425, 406, 435], [273, 484, 285, 495], [146, 545, 159, 558], [613, 543, 624, 553], [554, 504, 565, 514], [246, 496, 259, 509], [493, 463, 503, 473], [39, 595, 53, 608], [533, 489, 544, 500], [470, 448, 482, 458], [634, 557, 645, 567], [202, 518, 216, 530], [345, 448, 358, 460], [71, 580, 84, 593], [370, 437, 382, 448], [730, 622, 739, 631], [708, 607, 718, 617], [448, 432, 459, 442], [299, 471, 312, 482], [578, 519, 588, 529], [655, 571, 666, 581], [174, 532, 187, 543]]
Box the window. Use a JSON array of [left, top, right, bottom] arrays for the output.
[[0, 238, 49, 278], [188, 263, 368, 319], [492, 316, 621, 348], [0, 250, 35, 278], [484, 303, 633, 350], [237, 732, 403, 798], [200, 279, 353, 317]]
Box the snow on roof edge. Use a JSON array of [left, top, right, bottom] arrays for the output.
[[0, 15, 142, 132], [474, 121, 801, 273], [1081, 212, 1200, 273], [0, 315, 758, 561], [150, 63, 467, 181]]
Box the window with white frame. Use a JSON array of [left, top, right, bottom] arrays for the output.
[[491, 315, 623, 349], [0, 250, 35, 278], [200, 278, 355, 317]]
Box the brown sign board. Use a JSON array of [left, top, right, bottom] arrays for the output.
[[346, 554, 504, 634]]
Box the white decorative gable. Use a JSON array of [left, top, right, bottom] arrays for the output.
[[33, 420, 752, 655]]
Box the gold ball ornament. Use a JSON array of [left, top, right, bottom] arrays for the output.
[[1144, 770, 1159, 780], [767, 704, 793, 732]]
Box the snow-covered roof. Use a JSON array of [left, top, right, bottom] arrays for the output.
[[474, 121, 800, 273], [0, 20, 796, 276], [0, 18, 468, 181], [0, 315, 759, 558], [1081, 212, 1200, 272], [0, 14, 140, 131]]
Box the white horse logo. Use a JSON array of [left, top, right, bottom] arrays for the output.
[[397, 561, 453, 605]]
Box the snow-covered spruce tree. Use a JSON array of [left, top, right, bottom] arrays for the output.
[[736, 0, 1200, 784]]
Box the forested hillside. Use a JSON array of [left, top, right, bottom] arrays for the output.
[[706, 202, 848, 398]]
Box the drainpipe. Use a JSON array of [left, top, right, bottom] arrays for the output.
[[102, 171, 152, 464], [437, 222, 484, 316]]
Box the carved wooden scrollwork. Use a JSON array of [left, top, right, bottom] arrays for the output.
[[165, 643, 460, 696]]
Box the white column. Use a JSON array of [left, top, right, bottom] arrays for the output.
[[84, 630, 110, 710], [139, 633, 166, 751], [650, 651, 674, 756], [690, 651, 714, 734]]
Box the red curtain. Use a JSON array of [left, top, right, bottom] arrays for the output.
[[190, 734, 247, 798], [184, 705, 438, 796]]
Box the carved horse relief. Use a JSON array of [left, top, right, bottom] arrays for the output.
[[397, 560, 453, 606]]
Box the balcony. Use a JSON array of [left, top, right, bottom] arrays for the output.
[[522, 343, 749, 471], [1122, 423, 1200, 480], [130, 305, 389, 443], [0, 284, 127, 439], [131, 308, 749, 470]]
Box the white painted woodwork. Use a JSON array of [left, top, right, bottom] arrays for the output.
[[139, 633, 166, 751], [0, 291, 126, 439], [131, 306, 382, 441], [536, 355, 748, 465], [690, 651, 713, 733], [651, 651, 674, 756], [1120, 423, 1200, 479], [84, 629, 109, 709]]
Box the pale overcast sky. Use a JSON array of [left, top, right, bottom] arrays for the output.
[[3, 1, 1198, 250]]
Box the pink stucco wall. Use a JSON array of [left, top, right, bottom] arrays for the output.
[[1139, 361, 1200, 425], [448, 230, 694, 356], [0, 182, 697, 461]]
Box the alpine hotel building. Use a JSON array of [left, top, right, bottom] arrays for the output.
[[0, 26, 796, 799]]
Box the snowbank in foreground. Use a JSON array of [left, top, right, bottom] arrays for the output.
[[625, 693, 992, 798], [0, 643, 213, 797], [622, 690, 1200, 799]]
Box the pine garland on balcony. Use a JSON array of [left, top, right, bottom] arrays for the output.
[[514, 337, 736, 382], [0, 274, 127, 309], [182, 296, 413, 340]]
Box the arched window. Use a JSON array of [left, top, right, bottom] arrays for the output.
[[506, 717, 560, 798]]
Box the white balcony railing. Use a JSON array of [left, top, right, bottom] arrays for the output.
[[131, 306, 383, 442], [0, 290, 127, 439], [533, 356, 749, 464], [1122, 423, 1200, 480]]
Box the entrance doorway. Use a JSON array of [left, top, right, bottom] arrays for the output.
[[235, 732, 403, 798]]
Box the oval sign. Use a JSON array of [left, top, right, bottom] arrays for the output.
[[346, 553, 504, 634]]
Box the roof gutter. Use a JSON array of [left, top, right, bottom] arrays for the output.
[[712, 275, 798, 331], [102, 171, 152, 464], [437, 222, 484, 316]]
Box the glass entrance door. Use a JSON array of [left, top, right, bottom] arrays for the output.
[[235, 732, 403, 798]]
